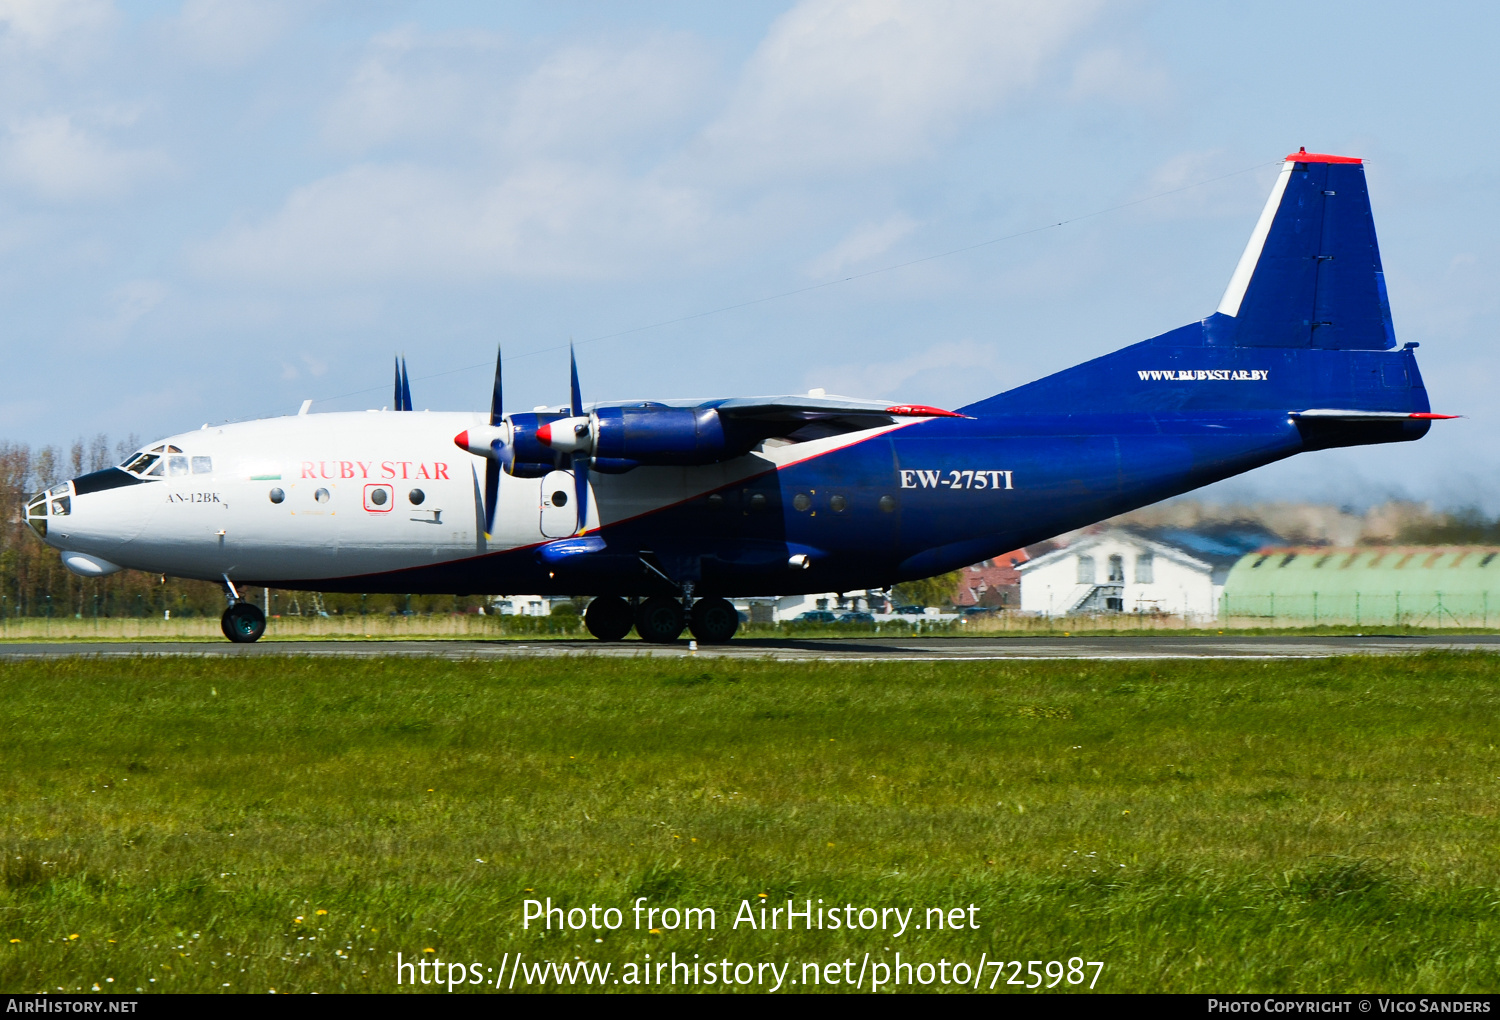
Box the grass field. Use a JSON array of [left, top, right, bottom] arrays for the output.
[[5, 611, 1500, 642], [1, 652, 1497, 994]]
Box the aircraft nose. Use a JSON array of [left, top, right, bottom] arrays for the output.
[[23, 483, 70, 541]]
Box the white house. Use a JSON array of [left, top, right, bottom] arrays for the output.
[[1018, 530, 1218, 620]]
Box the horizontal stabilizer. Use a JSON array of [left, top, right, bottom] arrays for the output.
[[1290, 409, 1457, 421]]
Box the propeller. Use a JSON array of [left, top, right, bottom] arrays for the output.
[[568, 343, 592, 536], [393, 355, 413, 411], [453, 344, 595, 538], [483, 347, 504, 536]]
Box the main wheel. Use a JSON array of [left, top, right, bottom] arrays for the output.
[[221, 602, 266, 643], [635, 596, 685, 643], [584, 595, 634, 641], [689, 597, 739, 644]]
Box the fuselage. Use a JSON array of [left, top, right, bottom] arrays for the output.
[[29, 369, 1430, 600]]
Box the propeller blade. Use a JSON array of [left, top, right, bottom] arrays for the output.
[[569, 342, 583, 419], [489, 346, 504, 426], [484, 453, 500, 536], [399, 356, 413, 411], [573, 456, 590, 535]]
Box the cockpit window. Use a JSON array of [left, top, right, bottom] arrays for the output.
[[121, 446, 205, 478]]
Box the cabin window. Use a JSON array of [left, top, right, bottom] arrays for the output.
[[1077, 555, 1095, 584], [793, 493, 811, 511], [829, 494, 847, 513], [1135, 552, 1154, 583], [269, 488, 285, 504], [1108, 555, 1125, 582], [879, 495, 895, 513], [314, 488, 330, 503], [409, 489, 425, 505], [192, 456, 213, 474]]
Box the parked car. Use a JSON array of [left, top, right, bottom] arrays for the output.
[[961, 607, 996, 616], [794, 610, 839, 623], [837, 611, 875, 624], [892, 604, 927, 615]]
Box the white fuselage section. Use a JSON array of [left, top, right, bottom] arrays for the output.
[[38, 410, 893, 587]]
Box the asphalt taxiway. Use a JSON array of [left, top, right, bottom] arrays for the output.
[[2, 633, 1498, 661]]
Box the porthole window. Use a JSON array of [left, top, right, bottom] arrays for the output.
[[269, 487, 285, 504], [829, 494, 847, 513], [879, 495, 896, 513], [409, 488, 425, 505], [748, 492, 767, 512], [314, 488, 330, 503], [551, 490, 569, 508], [370, 488, 388, 506], [793, 493, 811, 511], [706, 493, 724, 510]]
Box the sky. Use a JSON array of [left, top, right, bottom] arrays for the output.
[[2, 0, 1498, 509]]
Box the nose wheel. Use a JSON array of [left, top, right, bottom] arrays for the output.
[[221, 602, 266, 643]]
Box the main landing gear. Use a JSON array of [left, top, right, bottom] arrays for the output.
[[583, 593, 739, 644], [220, 575, 266, 644]]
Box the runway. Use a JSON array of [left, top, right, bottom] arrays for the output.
[[2, 633, 1499, 661]]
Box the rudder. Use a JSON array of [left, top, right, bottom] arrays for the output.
[[1209, 148, 1395, 350]]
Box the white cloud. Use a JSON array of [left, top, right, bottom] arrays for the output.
[[193, 161, 713, 285], [0, 0, 113, 49], [1068, 46, 1169, 105], [805, 338, 1013, 401], [805, 213, 916, 278], [695, 0, 1102, 180], [168, 0, 299, 69], [0, 114, 173, 201], [320, 27, 715, 160], [502, 34, 715, 158], [320, 26, 501, 153]]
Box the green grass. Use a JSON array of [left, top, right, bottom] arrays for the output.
[[1, 653, 1498, 993]]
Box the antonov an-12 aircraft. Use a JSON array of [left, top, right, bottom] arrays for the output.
[[26, 150, 1451, 643]]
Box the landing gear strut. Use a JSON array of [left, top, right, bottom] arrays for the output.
[[219, 575, 266, 644]]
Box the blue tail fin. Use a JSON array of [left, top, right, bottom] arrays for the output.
[[965, 149, 1426, 417], [1208, 148, 1395, 350]]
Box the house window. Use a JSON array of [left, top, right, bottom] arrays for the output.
[[1077, 555, 1095, 584], [1135, 551, 1154, 583], [1107, 554, 1125, 582]]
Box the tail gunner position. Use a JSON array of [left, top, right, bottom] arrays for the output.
[[27, 150, 1452, 643]]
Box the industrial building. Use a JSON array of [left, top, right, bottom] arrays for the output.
[[1220, 546, 1500, 626]]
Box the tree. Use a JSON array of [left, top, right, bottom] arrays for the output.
[[892, 570, 964, 609]]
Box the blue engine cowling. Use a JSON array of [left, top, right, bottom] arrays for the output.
[[505, 411, 568, 477], [593, 405, 727, 469]]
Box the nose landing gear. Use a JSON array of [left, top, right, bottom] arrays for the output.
[[219, 575, 266, 644]]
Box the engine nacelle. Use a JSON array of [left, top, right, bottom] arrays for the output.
[[505, 412, 570, 475], [593, 405, 727, 467]]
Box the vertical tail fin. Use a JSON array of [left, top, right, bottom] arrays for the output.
[[1209, 149, 1395, 350]]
